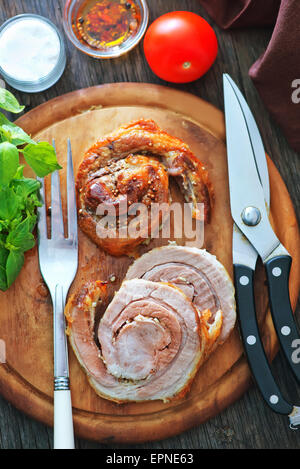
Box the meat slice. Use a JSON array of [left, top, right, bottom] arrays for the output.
[[77, 154, 169, 256], [76, 119, 213, 256], [126, 246, 236, 348], [65, 279, 209, 403]]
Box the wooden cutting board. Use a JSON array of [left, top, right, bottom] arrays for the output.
[[0, 83, 299, 444]]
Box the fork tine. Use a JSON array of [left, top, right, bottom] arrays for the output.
[[51, 139, 65, 239], [37, 177, 48, 240], [67, 139, 78, 242]]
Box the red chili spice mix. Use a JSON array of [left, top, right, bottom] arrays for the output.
[[73, 0, 141, 50]]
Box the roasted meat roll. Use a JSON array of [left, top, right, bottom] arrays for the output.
[[65, 278, 218, 403], [76, 119, 213, 256], [78, 154, 169, 256], [126, 246, 236, 348]]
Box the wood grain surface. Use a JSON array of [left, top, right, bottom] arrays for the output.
[[0, 0, 299, 450], [2, 83, 299, 444]]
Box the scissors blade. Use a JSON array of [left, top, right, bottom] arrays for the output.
[[224, 74, 270, 209], [232, 224, 257, 269], [223, 74, 280, 262], [226, 75, 270, 269]]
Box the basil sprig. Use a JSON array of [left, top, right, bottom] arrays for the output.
[[0, 87, 62, 291]]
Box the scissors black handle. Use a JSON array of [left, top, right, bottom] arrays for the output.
[[265, 254, 300, 382], [234, 264, 293, 415]]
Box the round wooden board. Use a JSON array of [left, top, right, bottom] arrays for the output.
[[0, 83, 299, 444]]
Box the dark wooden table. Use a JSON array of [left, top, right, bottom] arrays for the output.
[[0, 0, 299, 450]]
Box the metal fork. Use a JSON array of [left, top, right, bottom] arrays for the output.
[[37, 139, 78, 449]]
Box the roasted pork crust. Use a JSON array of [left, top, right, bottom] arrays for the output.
[[76, 119, 213, 256]]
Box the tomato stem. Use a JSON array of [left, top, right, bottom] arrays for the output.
[[182, 61, 191, 70]]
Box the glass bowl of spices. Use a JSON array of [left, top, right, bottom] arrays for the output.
[[0, 14, 66, 93], [63, 0, 149, 58]]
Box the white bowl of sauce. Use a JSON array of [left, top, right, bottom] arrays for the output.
[[0, 14, 66, 93], [63, 0, 149, 58]]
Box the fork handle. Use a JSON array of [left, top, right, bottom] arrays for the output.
[[54, 388, 75, 449], [53, 284, 75, 449]]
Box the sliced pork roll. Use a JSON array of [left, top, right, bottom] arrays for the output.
[[76, 119, 213, 256], [65, 279, 214, 403], [126, 246, 236, 349], [77, 154, 169, 256]]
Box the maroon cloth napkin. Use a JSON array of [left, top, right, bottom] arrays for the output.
[[199, 0, 300, 153]]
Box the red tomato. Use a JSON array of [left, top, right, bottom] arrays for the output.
[[143, 11, 218, 83]]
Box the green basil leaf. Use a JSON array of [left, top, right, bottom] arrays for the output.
[[6, 216, 35, 252], [0, 112, 34, 145], [0, 186, 19, 220], [0, 244, 9, 291], [24, 194, 42, 214], [0, 112, 11, 126], [0, 266, 7, 291], [26, 214, 37, 232], [0, 126, 12, 143], [3, 125, 34, 146], [6, 250, 24, 288], [0, 142, 19, 185], [0, 88, 24, 113], [12, 178, 40, 198], [0, 243, 9, 265], [14, 165, 25, 179], [22, 142, 62, 177]]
